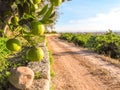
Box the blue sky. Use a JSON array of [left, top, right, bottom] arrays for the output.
[[55, 0, 120, 32]]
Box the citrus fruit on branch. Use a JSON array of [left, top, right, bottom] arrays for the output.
[[26, 46, 44, 61], [6, 39, 21, 51], [31, 21, 45, 35]]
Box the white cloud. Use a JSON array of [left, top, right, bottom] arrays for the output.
[[56, 7, 120, 32]]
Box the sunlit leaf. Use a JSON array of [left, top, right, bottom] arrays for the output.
[[42, 5, 53, 21], [38, 4, 48, 16]]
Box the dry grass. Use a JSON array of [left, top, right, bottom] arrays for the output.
[[96, 55, 120, 68]]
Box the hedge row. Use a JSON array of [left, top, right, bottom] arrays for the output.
[[60, 31, 120, 59]]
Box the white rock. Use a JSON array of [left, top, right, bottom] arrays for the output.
[[8, 66, 34, 90]]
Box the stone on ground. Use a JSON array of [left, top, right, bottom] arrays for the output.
[[8, 66, 34, 90]]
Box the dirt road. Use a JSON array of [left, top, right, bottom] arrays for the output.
[[47, 35, 120, 90]]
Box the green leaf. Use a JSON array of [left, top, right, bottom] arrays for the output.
[[42, 5, 53, 21], [49, 11, 56, 19], [38, 4, 48, 16], [15, 0, 21, 4], [29, 0, 34, 4], [24, 13, 36, 19], [50, 0, 62, 6], [30, 4, 36, 13], [50, 0, 54, 5], [40, 19, 54, 24], [15, 0, 26, 5]]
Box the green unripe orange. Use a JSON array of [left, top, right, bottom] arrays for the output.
[[33, 0, 41, 4], [26, 47, 44, 61], [6, 39, 21, 51], [31, 21, 45, 35], [11, 16, 19, 25]]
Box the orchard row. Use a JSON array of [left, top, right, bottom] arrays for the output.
[[60, 30, 120, 59]]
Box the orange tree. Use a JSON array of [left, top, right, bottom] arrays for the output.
[[0, 0, 70, 36], [0, 0, 71, 89], [0, 0, 70, 61]]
